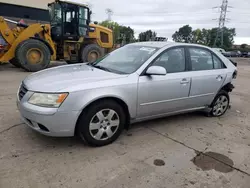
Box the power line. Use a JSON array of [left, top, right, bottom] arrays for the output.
[[213, 0, 231, 47]]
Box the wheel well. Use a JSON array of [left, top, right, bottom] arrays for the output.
[[75, 97, 131, 135], [220, 83, 234, 92]]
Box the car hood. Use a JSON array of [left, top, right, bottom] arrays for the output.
[[23, 64, 127, 92]]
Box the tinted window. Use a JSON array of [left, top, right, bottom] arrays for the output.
[[189, 48, 213, 71], [153, 48, 185, 73]]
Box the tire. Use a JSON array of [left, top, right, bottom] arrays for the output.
[[81, 44, 104, 63], [9, 58, 21, 68], [15, 39, 51, 72], [210, 90, 230, 117], [77, 100, 125, 146]]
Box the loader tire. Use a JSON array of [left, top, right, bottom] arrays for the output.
[[16, 39, 51, 72], [9, 58, 21, 68], [81, 44, 104, 63]]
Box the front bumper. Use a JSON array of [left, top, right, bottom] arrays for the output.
[[17, 98, 80, 137]]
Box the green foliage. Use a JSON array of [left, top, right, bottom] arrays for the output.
[[99, 21, 135, 44], [172, 25, 193, 43], [120, 26, 135, 44], [241, 44, 248, 49], [172, 25, 236, 49], [138, 30, 157, 41]]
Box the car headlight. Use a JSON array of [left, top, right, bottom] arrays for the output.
[[28, 93, 68, 108]]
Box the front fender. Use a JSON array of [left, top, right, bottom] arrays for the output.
[[58, 86, 138, 119]]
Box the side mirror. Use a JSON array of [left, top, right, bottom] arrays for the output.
[[146, 66, 166, 76]]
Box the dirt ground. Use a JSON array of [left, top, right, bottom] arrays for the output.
[[1, 59, 250, 188]]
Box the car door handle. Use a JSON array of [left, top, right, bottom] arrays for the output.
[[180, 79, 189, 84], [216, 75, 223, 81]]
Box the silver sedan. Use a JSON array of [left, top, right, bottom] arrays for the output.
[[17, 42, 237, 146]]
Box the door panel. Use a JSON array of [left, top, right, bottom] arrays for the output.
[[187, 47, 228, 107], [137, 73, 191, 118], [189, 70, 227, 106]]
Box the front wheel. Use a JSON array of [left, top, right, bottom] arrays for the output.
[[210, 91, 230, 117], [77, 100, 125, 146]]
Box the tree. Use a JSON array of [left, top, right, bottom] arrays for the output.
[[172, 25, 193, 43], [120, 26, 135, 44], [172, 25, 236, 49], [212, 28, 236, 49], [138, 30, 157, 42], [241, 44, 248, 49]]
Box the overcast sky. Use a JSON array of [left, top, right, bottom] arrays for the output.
[[84, 0, 250, 44]]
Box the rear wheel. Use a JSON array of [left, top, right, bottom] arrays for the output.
[[81, 44, 104, 63], [77, 100, 125, 146], [15, 39, 51, 72], [9, 58, 21, 68], [210, 91, 230, 117]]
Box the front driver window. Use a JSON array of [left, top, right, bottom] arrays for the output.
[[153, 48, 186, 73]]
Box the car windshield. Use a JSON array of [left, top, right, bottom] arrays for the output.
[[92, 45, 159, 74]]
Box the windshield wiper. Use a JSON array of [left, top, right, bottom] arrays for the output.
[[90, 64, 112, 72]]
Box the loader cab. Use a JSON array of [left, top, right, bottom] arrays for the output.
[[48, 0, 91, 41]]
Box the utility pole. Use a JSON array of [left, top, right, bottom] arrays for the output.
[[213, 0, 230, 47]]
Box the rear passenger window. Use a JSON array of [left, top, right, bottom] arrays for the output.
[[189, 48, 226, 71], [189, 48, 213, 71], [213, 55, 225, 69]]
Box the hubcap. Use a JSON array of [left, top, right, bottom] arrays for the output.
[[212, 95, 229, 116], [89, 109, 120, 141], [26, 48, 43, 64]]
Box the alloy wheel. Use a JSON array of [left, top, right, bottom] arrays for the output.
[[212, 95, 229, 116], [89, 109, 120, 141]]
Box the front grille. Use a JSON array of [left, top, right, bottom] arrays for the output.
[[19, 84, 28, 101]]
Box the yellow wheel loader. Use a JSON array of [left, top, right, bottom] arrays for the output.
[[0, 0, 113, 72]]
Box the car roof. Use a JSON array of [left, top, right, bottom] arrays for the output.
[[130, 42, 172, 48], [129, 41, 213, 50]]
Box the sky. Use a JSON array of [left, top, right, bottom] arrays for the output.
[[83, 0, 250, 45]]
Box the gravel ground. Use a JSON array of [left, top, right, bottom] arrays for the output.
[[0, 59, 250, 188]]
